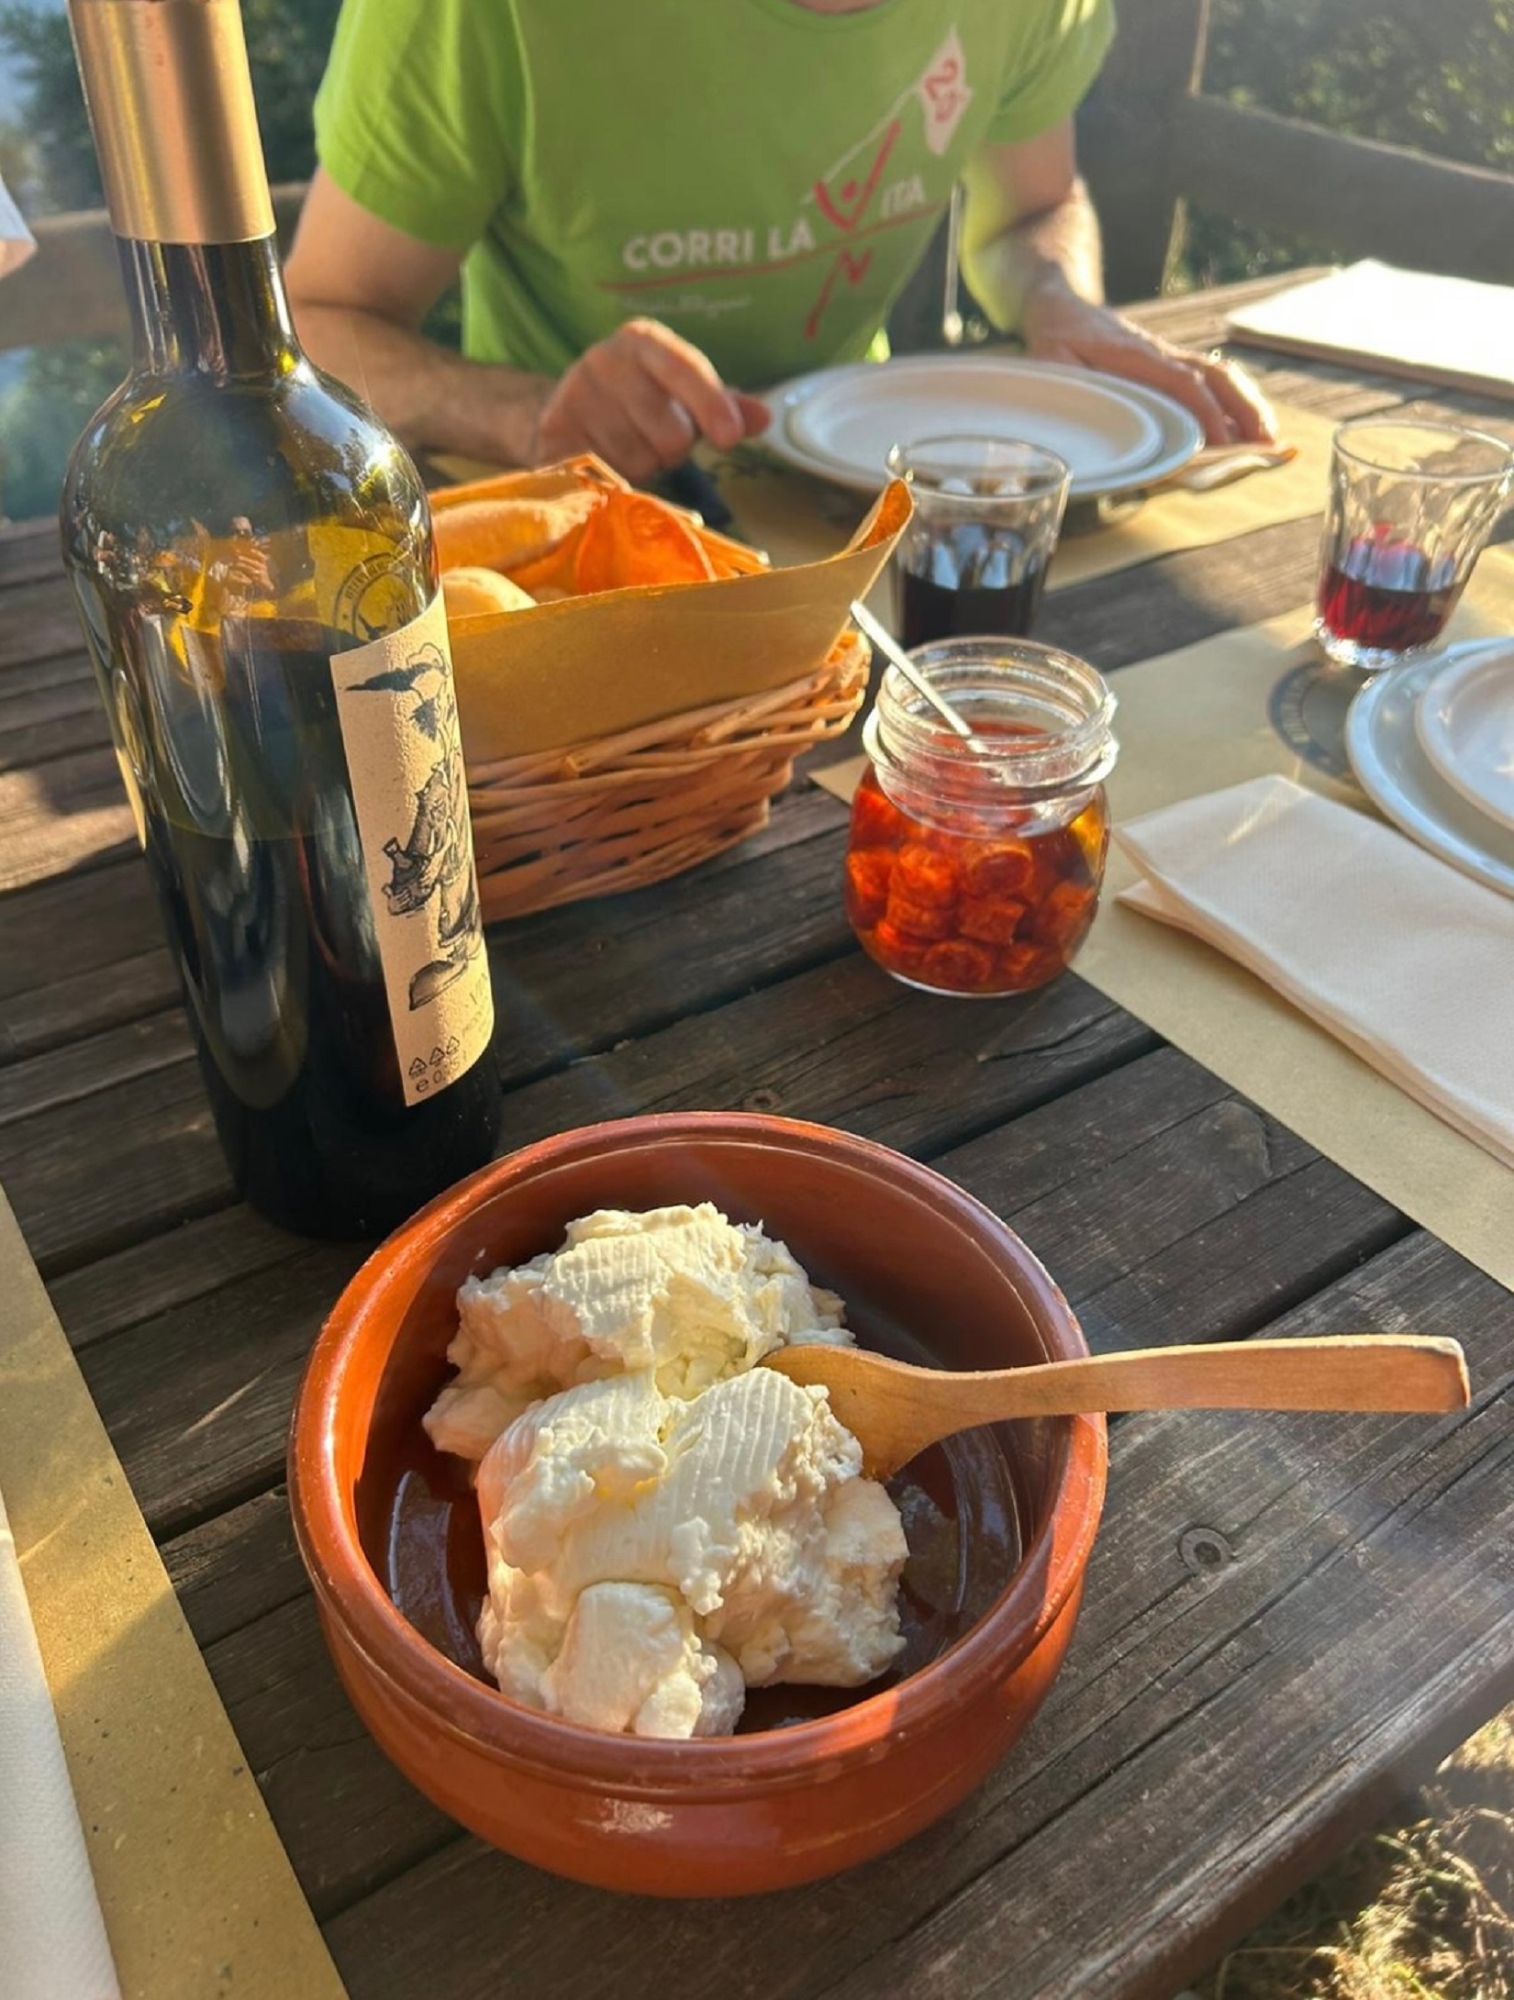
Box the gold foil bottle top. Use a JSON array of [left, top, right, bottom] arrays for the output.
[[67, 0, 275, 243]]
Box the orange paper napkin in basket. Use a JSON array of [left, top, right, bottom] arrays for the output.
[[433, 456, 910, 762]]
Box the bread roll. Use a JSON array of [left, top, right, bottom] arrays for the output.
[[432, 492, 599, 572], [441, 566, 537, 619]]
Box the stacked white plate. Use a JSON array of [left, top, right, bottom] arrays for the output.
[[763, 354, 1205, 501], [1346, 638, 1514, 898]]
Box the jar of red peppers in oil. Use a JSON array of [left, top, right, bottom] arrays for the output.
[[844, 637, 1118, 998]]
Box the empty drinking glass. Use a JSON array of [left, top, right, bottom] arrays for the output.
[[1315, 418, 1513, 673], [886, 437, 1070, 650]]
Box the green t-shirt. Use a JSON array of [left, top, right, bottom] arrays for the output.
[[315, 0, 1114, 386]]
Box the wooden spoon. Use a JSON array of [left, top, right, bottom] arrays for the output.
[[765, 1336, 1470, 1480]]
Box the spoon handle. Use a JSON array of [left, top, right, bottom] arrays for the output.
[[976, 1335, 1469, 1419], [769, 1334, 1471, 1480], [849, 599, 983, 748]]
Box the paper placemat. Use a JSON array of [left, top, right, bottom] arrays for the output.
[[717, 399, 1339, 586], [0, 1189, 347, 2000], [1229, 261, 1514, 403], [813, 552, 1514, 1292]]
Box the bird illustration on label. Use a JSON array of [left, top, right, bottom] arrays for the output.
[[349, 641, 484, 1010]]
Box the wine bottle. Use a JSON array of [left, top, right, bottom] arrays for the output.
[[60, 0, 501, 1239]]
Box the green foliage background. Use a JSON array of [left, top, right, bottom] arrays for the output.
[[1180, 0, 1514, 284], [3, 0, 1514, 516], [0, 0, 345, 519], [0, 0, 341, 208]]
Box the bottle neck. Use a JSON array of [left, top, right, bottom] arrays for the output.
[[121, 233, 301, 380]]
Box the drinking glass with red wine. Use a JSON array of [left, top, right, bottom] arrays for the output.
[[1314, 419, 1513, 674], [886, 437, 1070, 650]]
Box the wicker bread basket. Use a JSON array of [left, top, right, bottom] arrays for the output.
[[465, 627, 869, 921]]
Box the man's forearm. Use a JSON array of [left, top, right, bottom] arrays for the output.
[[960, 176, 1104, 333], [293, 302, 553, 466]]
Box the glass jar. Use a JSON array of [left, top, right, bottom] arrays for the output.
[[844, 637, 1118, 998]]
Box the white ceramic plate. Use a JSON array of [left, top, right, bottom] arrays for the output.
[[1412, 641, 1514, 833], [765, 356, 1204, 502], [1346, 642, 1514, 899], [786, 355, 1162, 492]]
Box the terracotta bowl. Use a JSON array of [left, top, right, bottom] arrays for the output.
[[287, 1113, 1107, 1896]]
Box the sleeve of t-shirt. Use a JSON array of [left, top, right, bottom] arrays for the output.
[[313, 0, 523, 252], [983, 0, 1116, 146]]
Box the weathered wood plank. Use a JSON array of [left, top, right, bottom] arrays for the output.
[[0, 853, 158, 1000], [0, 574, 87, 671], [0, 947, 179, 1065], [0, 856, 177, 1060], [321, 1232, 1514, 2000], [205, 1596, 461, 1919], [0, 1010, 193, 1129], [934, 1098, 1407, 1350], [0, 651, 96, 712], [0, 702, 113, 773], [1073, 1154, 1408, 1352], [161, 1485, 307, 1650], [0, 746, 135, 892], [0, 844, 860, 1273], [44, 959, 1150, 1361], [0, 518, 65, 586], [49, 1203, 312, 1351], [482, 824, 857, 1087], [494, 956, 1160, 1163], [1038, 514, 1322, 674], [1173, 95, 1514, 290], [0, 1058, 229, 1273], [79, 1239, 364, 1539]]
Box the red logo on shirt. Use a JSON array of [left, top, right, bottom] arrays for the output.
[[918, 40, 972, 153], [804, 248, 876, 342], [811, 119, 901, 234]]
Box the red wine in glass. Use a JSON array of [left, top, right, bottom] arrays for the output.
[[1316, 530, 1460, 654], [899, 521, 1050, 648]]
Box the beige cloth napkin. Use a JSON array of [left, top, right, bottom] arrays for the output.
[[0, 1488, 121, 2000], [1115, 775, 1514, 1171], [1228, 260, 1514, 402]]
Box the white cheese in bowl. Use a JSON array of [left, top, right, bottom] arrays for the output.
[[422, 1204, 907, 1739]]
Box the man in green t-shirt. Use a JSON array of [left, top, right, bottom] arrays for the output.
[[286, 0, 1273, 485]]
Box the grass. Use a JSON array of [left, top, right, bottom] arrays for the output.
[[1185, 1708, 1514, 2000]]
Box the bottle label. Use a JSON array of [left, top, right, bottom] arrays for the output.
[[329, 593, 494, 1108]]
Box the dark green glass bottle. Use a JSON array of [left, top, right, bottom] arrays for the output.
[[60, 0, 501, 1238]]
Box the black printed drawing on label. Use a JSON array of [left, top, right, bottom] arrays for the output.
[[348, 640, 484, 1011]]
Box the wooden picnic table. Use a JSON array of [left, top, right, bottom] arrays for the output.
[[2, 275, 1512, 2000]]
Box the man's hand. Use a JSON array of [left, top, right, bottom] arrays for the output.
[[959, 129, 1278, 450], [535, 320, 770, 481], [1021, 278, 1277, 447], [286, 182, 771, 476]]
